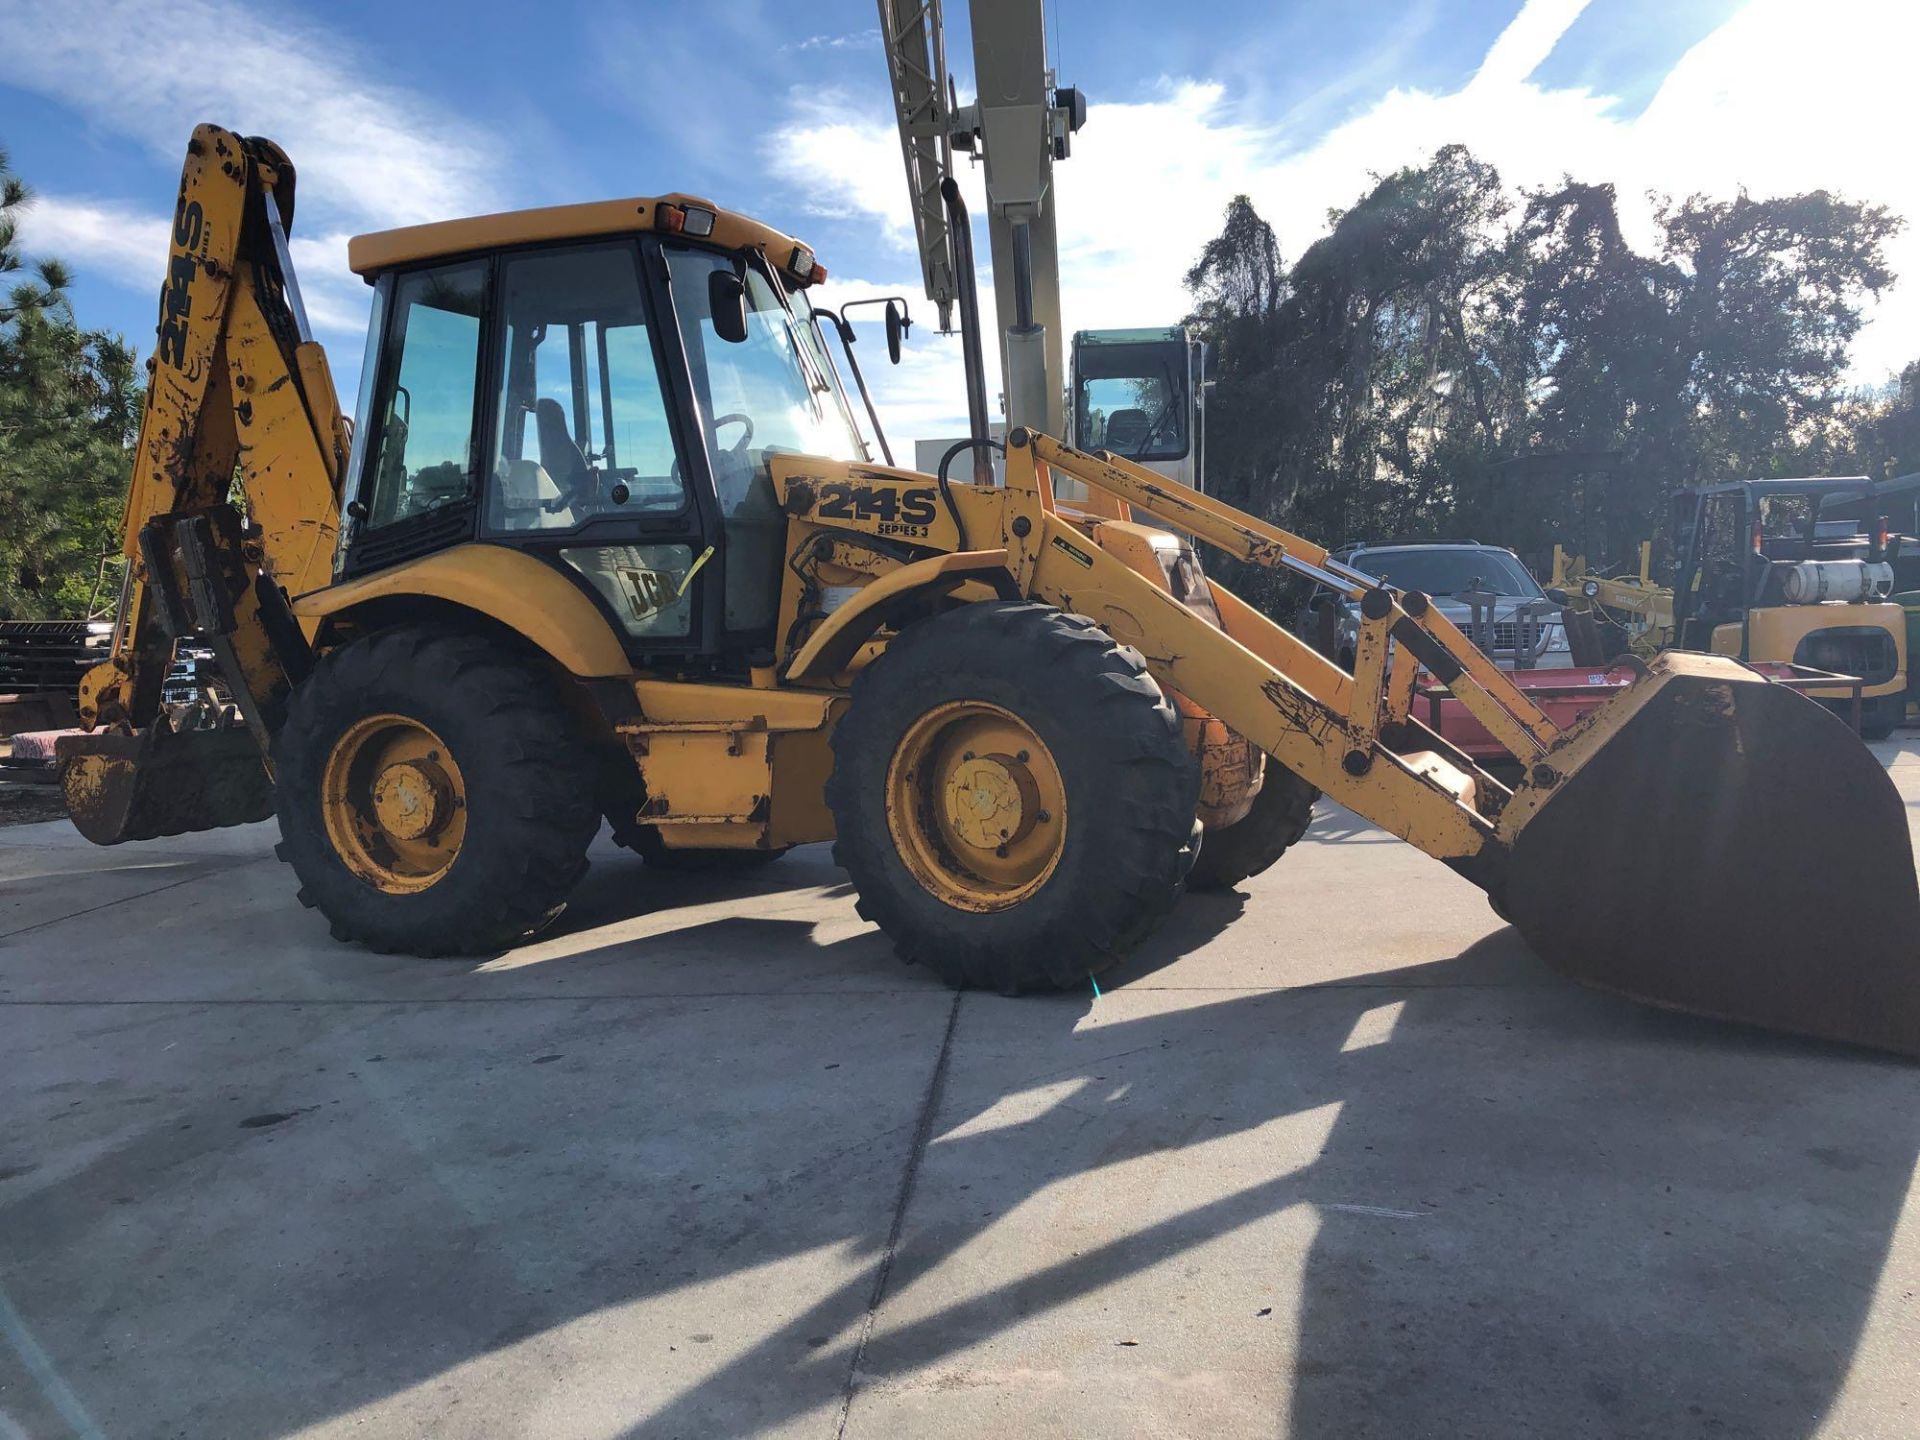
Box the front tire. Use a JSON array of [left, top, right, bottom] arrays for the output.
[[826, 602, 1200, 992], [273, 626, 599, 955]]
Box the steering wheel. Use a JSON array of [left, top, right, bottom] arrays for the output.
[[714, 413, 754, 453]]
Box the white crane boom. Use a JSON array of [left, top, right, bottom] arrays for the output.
[[873, 0, 1083, 440]]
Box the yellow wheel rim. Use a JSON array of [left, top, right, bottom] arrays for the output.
[[886, 700, 1067, 911], [320, 714, 468, 894]]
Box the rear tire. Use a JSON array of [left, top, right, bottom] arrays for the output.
[[272, 626, 599, 955], [1858, 694, 1904, 741], [1186, 762, 1318, 891], [826, 601, 1200, 992]]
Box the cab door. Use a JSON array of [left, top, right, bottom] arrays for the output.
[[477, 240, 723, 660], [653, 242, 867, 659]]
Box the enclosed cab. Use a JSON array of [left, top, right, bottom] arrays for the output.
[[1672, 478, 1908, 736], [330, 195, 874, 667], [1069, 327, 1206, 491]]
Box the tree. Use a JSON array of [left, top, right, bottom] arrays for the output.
[[0, 145, 141, 619], [1845, 359, 1920, 481], [1183, 203, 1287, 504], [1183, 150, 1903, 581]]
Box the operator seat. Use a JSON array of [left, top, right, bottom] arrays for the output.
[[534, 399, 592, 506], [1103, 407, 1151, 455]]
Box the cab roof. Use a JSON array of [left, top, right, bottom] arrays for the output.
[[1074, 326, 1188, 345], [347, 194, 823, 285]]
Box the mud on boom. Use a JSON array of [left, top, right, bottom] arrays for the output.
[[59, 125, 1920, 1060]]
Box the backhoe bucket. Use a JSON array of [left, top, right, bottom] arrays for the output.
[[57, 724, 274, 845], [1499, 652, 1920, 1057]]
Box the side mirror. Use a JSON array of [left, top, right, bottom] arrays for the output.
[[885, 300, 909, 365], [708, 269, 748, 344]]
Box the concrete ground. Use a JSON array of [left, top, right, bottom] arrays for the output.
[[2, 746, 1918, 1439]]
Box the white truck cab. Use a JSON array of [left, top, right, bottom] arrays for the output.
[[1069, 327, 1207, 491]]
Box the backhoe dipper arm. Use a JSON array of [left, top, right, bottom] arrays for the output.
[[61, 125, 345, 847], [80, 124, 345, 738]]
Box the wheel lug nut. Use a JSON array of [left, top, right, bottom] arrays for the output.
[[995, 844, 1009, 858], [1017, 750, 1029, 763], [963, 751, 975, 761], [1036, 809, 1051, 823]]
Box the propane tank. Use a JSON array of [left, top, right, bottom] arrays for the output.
[[1778, 559, 1894, 604]]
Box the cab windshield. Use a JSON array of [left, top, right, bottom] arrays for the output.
[[1074, 341, 1189, 462], [664, 246, 863, 486]]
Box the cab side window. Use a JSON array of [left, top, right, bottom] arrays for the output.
[[488, 244, 686, 534], [363, 262, 486, 528]]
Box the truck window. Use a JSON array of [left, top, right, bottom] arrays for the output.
[[364, 262, 486, 528]]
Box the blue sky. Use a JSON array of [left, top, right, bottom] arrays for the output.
[[2, 0, 1907, 452]]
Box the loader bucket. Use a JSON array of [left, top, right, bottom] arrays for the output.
[[57, 724, 274, 845], [1499, 652, 1920, 1058]]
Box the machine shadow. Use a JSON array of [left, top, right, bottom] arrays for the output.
[[6, 892, 1915, 1438], [618, 933, 1920, 1439], [544, 837, 857, 939]]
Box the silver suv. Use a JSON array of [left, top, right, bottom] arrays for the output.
[[1302, 541, 1571, 670]]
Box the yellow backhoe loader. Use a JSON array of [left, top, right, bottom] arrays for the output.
[[57, 127, 1920, 1056]]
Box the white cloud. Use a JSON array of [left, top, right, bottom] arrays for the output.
[[20, 196, 373, 341], [770, 90, 928, 243], [774, 0, 1920, 454], [1468, 0, 1596, 91], [6, 0, 497, 353], [10, 198, 168, 301], [811, 272, 990, 457], [6, 0, 500, 230], [788, 29, 883, 53]]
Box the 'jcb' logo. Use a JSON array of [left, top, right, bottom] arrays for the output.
[[617, 566, 678, 620], [155, 200, 204, 369]]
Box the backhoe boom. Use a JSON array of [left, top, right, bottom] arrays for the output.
[[60, 124, 346, 843]]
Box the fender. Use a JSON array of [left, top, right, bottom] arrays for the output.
[[291, 543, 631, 677], [785, 549, 1016, 684]]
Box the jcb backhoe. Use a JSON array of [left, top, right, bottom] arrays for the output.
[[58, 127, 1920, 1056]]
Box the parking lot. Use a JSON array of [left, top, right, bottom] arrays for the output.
[[2, 745, 1918, 1439]]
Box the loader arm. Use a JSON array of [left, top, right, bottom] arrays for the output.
[[999, 430, 1920, 1056], [1005, 432, 1554, 873], [61, 125, 347, 844]]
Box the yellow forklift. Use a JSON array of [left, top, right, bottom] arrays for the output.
[[1671, 478, 1907, 738]]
